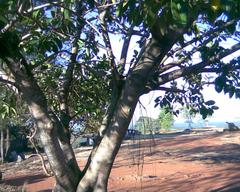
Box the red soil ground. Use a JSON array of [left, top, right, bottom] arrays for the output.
[[1, 131, 240, 192]]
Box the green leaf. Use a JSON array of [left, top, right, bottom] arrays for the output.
[[116, 3, 122, 17], [0, 15, 8, 24], [64, 9, 70, 20], [32, 10, 40, 18], [212, 106, 219, 110], [171, 2, 188, 25], [54, 38, 63, 50], [215, 84, 223, 93], [179, 12, 187, 25], [211, 0, 221, 11], [229, 86, 235, 98], [215, 76, 226, 93], [86, 47, 90, 57], [48, 41, 59, 53], [200, 107, 208, 119], [89, 0, 94, 9], [235, 89, 240, 99], [78, 39, 84, 48], [205, 100, 215, 106]]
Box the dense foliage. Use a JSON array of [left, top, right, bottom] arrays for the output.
[[0, 0, 111, 133], [135, 116, 159, 134], [158, 107, 174, 130]]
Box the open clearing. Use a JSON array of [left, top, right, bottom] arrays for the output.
[[1, 131, 240, 192]]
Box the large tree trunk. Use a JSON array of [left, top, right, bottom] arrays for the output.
[[4, 57, 80, 191], [50, 112, 81, 178], [77, 38, 164, 192], [25, 89, 80, 192]]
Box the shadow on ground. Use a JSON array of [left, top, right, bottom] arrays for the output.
[[111, 132, 240, 191], [180, 143, 240, 164], [2, 174, 48, 186], [114, 166, 240, 192]]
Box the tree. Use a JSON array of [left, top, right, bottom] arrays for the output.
[[0, 0, 239, 191], [135, 116, 159, 134], [181, 107, 196, 129], [158, 107, 174, 130], [0, 86, 17, 162]]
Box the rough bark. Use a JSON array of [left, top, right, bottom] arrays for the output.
[[77, 38, 164, 192], [50, 112, 80, 178], [3, 57, 80, 191]]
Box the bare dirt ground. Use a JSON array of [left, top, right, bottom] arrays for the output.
[[1, 130, 240, 192]]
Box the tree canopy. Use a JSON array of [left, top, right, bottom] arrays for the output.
[[135, 116, 159, 134], [0, 0, 239, 191], [158, 106, 174, 130]]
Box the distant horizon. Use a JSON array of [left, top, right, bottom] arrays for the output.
[[173, 120, 240, 130], [129, 116, 240, 130], [132, 85, 240, 126]]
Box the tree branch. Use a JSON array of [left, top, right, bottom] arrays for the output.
[[168, 19, 238, 57], [0, 70, 19, 94], [201, 65, 240, 73], [157, 43, 240, 86], [160, 28, 227, 72], [29, 50, 71, 70], [0, 77, 16, 87], [98, 4, 119, 81], [0, 1, 61, 34], [58, 2, 84, 127], [84, 1, 120, 15], [159, 63, 183, 73], [119, 26, 134, 75], [26, 1, 60, 13], [0, 20, 15, 34], [145, 86, 186, 94]]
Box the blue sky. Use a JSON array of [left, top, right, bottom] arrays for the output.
[[133, 48, 240, 123], [108, 32, 240, 123], [133, 86, 240, 123]]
